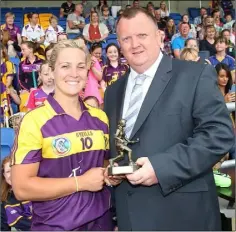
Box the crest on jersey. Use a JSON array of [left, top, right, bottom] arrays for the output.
[[52, 137, 71, 156]]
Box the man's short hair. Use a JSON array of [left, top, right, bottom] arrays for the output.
[[211, 9, 220, 17], [116, 7, 157, 29], [180, 22, 191, 29]]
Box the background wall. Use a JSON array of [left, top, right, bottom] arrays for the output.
[[1, 1, 211, 14]]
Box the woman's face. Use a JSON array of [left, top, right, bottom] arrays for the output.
[[21, 44, 33, 57], [91, 13, 99, 23], [58, 34, 68, 41], [160, 2, 166, 10], [222, 31, 230, 41], [46, 48, 53, 60], [6, 16, 14, 25], [205, 17, 214, 26], [107, 45, 119, 62], [51, 18, 58, 28], [3, 162, 11, 186], [51, 48, 88, 97], [186, 40, 199, 51], [218, 69, 229, 87], [92, 47, 102, 60], [167, 19, 174, 27], [183, 15, 189, 23], [206, 28, 215, 39]]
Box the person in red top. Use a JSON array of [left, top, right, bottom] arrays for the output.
[[26, 60, 54, 110], [83, 11, 109, 44]]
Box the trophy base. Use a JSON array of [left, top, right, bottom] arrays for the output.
[[108, 164, 139, 175]]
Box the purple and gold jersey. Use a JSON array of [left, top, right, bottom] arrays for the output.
[[12, 94, 111, 231], [102, 63, 129, 86]]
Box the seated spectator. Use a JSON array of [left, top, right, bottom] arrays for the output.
[[208, 36, 235, 77], [26, 61, 54, 111], [223, 13, 235, 30], [181, 14, 197, 38], [212, 9, 223, 33], [194, 7, 208, 25], [155, 10, 166, 30], [215, 63, 234, 103], [199, 25, 217, 56], [230, 22, 235, 45], [22, 13, 45, 45], [159, 29, 172, 56], [19, 41, 44, 91], [164, 18, 176, 42], [111, 0, 122, 18], [83, 11, 109, 44], [45, 43, 55, 60], [60, 0, 75, 18], [146, 2, 155, 17], [44, 15, 64, 46], [100, 5, 115, 34], [132, 0, 140, 8], [82, 0, 94, 18], [57, 32, 68, 41], [95, 0, 108, 17], [185, 38, 199, 51], [197, 16, 214, 40], [180, 47, 199, 62], [1, 156, 32, 231], [221, 29, 235, 57], [73, 35, 89, 56], [158, 1, 169, 18], [66, 3, 85, 39], [172, 22, 192, 59], [1, 12, 21, 46]]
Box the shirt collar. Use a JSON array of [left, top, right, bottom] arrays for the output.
[[130, 51, 163, 80], [47, 93, 88, 114]]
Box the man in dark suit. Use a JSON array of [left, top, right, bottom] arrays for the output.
[[104, 7, 235, 231]]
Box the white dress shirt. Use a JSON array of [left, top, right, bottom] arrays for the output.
[[122, 52, 163, 121]]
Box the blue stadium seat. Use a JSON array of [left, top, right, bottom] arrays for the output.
[[58, 18, 67, 30], [1, 128, 15, 161], [106, 39, 118, 46], [169, 13, 182, 21], [38, 7, 49, 13], [188, 8, 200, 20], [11, 7, 23, 13], [24, 7, 38, 13], [85, 16, 90, 24], [1, 8, 11, 13], [107, 34, 117, 40]]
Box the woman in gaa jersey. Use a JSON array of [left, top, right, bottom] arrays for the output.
[[11, 40, 113, 231], [101, 43, 129, 90]]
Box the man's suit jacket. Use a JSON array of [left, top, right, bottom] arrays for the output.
[[104, 55, 235, 231]]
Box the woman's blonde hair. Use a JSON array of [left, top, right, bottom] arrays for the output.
[[5, 12, 15, 19], [49, 15, 58, 23], [49, 40, 87, 71], [180, 48, 199, 61]]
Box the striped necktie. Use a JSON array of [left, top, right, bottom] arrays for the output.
[[124, 74, 147, 138]]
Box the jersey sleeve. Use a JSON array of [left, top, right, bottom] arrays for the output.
[[26, 90, 36, 110], [12, 112, 43, 165], [21, 26, 27, 37]]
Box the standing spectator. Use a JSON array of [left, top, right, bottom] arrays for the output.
[[100, 5, 115, 34], [199, 25, 217, 56], [44, 15, 64, 46], [208, 37, 235, 74], [83, 11, 109, 44], [26, 61, 54, 111], [111, 0, 122, 18], [82, 0, 94, 18], [60, 0, 75, 18], [158, 1, 169, 18], [194, 7, 207, 26], [22, 13, 45, 45], [66, 4, 85, 39], [1, 156, 32, 231], [172, 22, 191, 59], [221, 29, 235, 57], [181, 14, 197, 38], [132, 0, 140, 8], [95, 0, 108, 17], [1, 12, 21, 46], [164, 18, 176, 42], [18, 41, 43, 91]]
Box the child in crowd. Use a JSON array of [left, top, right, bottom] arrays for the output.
[[84, 43, 103, 108], [208, 36, 235, 81], [101, 43, 129, 90], [26, 61, 54, 111], [45, 43, 55, 61], [180, 47, 199, 62], [1, 156, 32, 231]]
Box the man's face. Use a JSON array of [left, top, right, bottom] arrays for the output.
[[75, 5, 83, 14], [213, 11, 220, 20], [133, 1, 139, 8], [31, 14, 39, 24], [180, 24, 190, 37], [200, 8, 207, 16], [117, 13, 161, 73], [102, 7, 109, 17]]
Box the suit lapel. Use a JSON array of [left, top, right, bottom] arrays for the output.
[[130, 55, 173, 139]]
